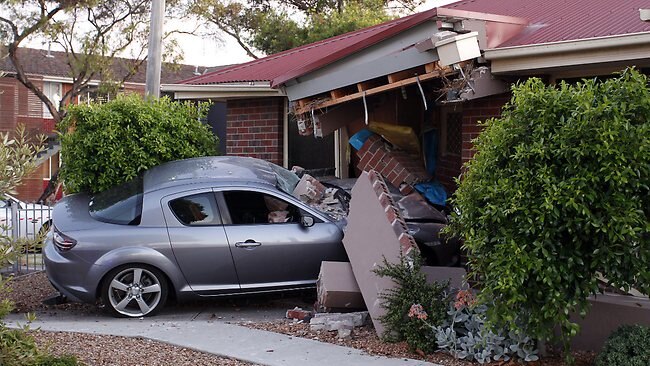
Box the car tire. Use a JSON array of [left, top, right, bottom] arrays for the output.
[[101, 264, 168, 318]]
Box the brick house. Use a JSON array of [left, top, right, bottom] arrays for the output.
[[167, 0, 650, 195], [0, 47, 215, 201]]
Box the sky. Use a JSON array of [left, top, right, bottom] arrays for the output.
[[173, 0, 458, 67], [20, 0, 458, 68]]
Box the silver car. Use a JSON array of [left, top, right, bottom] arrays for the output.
[[44, 157, 347, 317]]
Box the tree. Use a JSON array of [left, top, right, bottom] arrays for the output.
[[448, 69, 650, 360], [187, 0, 420, 58], [0, 0, 182, 124], [59, 94, 218, 194]]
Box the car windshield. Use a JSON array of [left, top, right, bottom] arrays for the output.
[[89, 176, 144, 225], [270, 163, 300, 195]]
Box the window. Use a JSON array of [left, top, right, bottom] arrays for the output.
[[169, 193, 221, 226], [42, 82, 62, 119], [222, 191, 302, 225], [89, 177, 143, 225], [446, 112, 462, 156]]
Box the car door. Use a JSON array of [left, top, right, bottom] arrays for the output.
[[162, 189, 240, 295], [216, 188, 345, 291]]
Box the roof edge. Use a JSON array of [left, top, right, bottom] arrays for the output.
[[485, 31, 650, 60], [270, 8, 440, 88], [436, 7, 529, 25]]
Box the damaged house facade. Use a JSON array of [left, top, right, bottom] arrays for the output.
[[166, 0, 650, 199], [164, 0, 650, 347]]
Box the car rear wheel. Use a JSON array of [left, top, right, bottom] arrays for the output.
[[102, 265, 168, 318]]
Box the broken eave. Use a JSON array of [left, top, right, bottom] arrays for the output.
[[292, 62, 458, 115]]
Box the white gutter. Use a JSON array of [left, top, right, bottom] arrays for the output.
[[162, 83, 286, 100], [485, 31, 650, 60]]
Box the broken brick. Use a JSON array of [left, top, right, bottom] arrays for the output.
[[286, 307, 313, 321]]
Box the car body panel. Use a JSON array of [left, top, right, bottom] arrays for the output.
[[44, 156, 349, 314]]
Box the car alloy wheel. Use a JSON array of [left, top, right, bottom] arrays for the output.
[[103, 265, 168, 317]]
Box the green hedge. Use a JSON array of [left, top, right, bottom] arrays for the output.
[[60, 94, 218, 193], [449, 68, 650, 355], [596, 325, 650, 366]]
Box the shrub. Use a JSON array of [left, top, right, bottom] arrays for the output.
[[448, 68, 650, 356], [434, 290, 538, 364], [374, 253, 449, 353], [595, 325, 650, 366], [59, 94, 218, 193]]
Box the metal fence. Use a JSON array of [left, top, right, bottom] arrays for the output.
[[1, 197, 52, 274]]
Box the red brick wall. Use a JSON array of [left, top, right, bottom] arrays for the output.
[[226, 97, 284, 165], [434, 94, 510, 193]]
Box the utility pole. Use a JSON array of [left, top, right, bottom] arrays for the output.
[[146, 0, 165, 97]]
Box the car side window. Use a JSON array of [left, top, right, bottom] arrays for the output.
[[169, 193, 221, 226], [222, 191, 301, 225]]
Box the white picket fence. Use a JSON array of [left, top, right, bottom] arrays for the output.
[[1, 198, 52, 274]]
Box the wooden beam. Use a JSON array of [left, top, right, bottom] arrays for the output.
[[294, 68, 456, 115], [330, 89, 347, 100], [387, 69, 416, 83], [425, 62, 438, 74]]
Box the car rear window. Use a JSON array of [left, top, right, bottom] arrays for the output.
[[89, 177, 144, 225]]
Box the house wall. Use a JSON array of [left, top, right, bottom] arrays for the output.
[[0, 76, 52, 135], [226, 97, 284, 165], [15, 153, 60, 202], [434, 94, 510, 193]]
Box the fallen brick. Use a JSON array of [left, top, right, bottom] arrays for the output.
[[286, 307, 313, 321], [292, 174, 326, 203]]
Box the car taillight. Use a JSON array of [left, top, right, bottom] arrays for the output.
[[53, 226, 77, 251]]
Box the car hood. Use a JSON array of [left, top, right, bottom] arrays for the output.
[[52, 194, 102, 232]]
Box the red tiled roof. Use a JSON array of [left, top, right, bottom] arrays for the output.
[[444, 0, 650, 48], [0, 47, 225, 84], [182, 0, 650, 87], [181, 8, 440, 87]]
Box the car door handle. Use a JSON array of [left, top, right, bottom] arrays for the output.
[[235, 240, 262, 248]]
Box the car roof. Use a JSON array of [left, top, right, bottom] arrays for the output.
[[143, 156, 279, 193]]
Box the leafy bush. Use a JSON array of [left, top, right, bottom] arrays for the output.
[[60, 94, 218, 193], [434, 290, 538, 364], [595, 325, 650, 366], [1, 127, 79, 366], [448, 68, 650, 355], [374, 253, 449, 353]]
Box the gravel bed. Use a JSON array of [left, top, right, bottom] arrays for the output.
[[240, 320, 596, 366], [4, 272, 595, 366], [3, 272, 256, 365], [31, 330, 254, 366]]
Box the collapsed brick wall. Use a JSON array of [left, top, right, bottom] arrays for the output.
[[366, 170, 419, 256], [356, 135, 429, 194], [226, 97, 284, 165]]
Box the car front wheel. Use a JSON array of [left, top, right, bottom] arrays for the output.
[[102, 265, 168, 318]]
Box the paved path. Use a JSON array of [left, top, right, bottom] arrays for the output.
[[5, 311, 439, 366]]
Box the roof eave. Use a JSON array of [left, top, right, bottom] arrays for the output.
[[484, 32, 650, 74], [161, 82, 286, 100]]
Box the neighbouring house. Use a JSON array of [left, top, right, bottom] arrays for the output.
[[164, 0, 650, 197], [0, 47, 221, 202]]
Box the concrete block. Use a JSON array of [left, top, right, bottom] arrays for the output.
[[342, 171, 418, 336], [317, 261, 466, 308], [337, 328, 353, 339], [312, 311, 369, 327], [317, 261, 365, 311], [569, 294, 650, 351]]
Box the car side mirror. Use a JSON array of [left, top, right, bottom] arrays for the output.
[[300, 215, 315, 228]]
